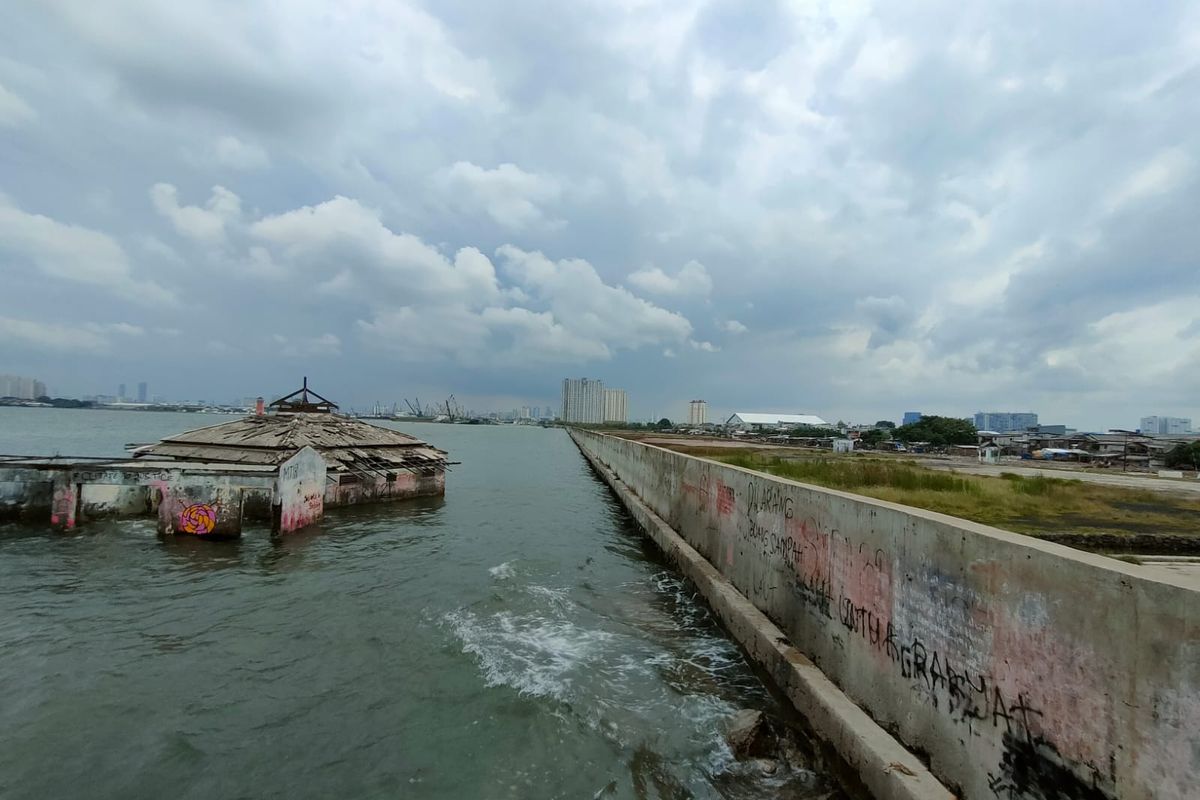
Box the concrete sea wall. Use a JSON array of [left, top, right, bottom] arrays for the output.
[[570, 429, 1200, 800]]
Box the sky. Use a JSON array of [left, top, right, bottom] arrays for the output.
[[1, 1, 1198, 430]]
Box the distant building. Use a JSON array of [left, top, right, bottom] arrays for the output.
[[137, 382, 148, 403], [1031, 424, 1072, 436], [562, 378, 605, 424], [974, 411, 1038, 433], [902, 411, 922, 426], [603, 388, 628, 423], [725, 412, 829, 432], [118, 383, 127, 402], [0, 374, 47, 399], [688, 400, 707, 427], [1140, 416, 1192, 435]]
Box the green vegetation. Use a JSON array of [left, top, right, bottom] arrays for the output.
[[859, 428, 888, 447], [785, 426, 843, 438], [893, 415, 977, 446], [1165, 442, 1200, 470], [708, 451, 1200, 543]]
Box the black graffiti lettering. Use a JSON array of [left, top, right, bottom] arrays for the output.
[[912, 639, 929, 687], [930, 651, 946, 692], [1009, 693, 1044, 744], [867, 614, 881, 647], [992, 685, 1014, 732], [884, 623, 900, 662]]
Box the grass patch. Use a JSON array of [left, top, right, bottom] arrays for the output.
[[704, 451, 1200, 544]]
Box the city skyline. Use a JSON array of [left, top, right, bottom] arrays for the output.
[[6, 368, 1197, 433]]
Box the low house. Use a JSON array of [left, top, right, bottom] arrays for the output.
[[725, 412, 829, 432]]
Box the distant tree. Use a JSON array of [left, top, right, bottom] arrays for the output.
[[874, 420, 896, 430], [36, 395, 92, 409], [1165, 442, 1200, 470], [893, 415, 977, 447], [657, 418, 673, 429], [787, 426, 842, 438], [860, 428, 887, 447]]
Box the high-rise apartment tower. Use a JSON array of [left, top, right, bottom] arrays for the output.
[[561, 378, 605, 424]]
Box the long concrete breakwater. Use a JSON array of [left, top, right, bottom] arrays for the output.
[[569, 429, 1199, 800]]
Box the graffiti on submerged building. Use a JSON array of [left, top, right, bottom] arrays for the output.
[[179, 503, 217, 535]]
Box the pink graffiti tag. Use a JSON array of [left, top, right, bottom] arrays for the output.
[[179, 503, 217, 535]]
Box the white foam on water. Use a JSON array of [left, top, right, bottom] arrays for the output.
[[488, 561, 515, 579], [523, 584, 574, 611], [445, 609, 615, 702]]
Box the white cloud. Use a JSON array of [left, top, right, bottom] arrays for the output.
[[1103, 148, 1193, 215], [497, 245, 693, 349], [214, 135, 270, 170], [251, 195, 502, 306], [0, 198, 175, 306], [690, 339, 719, 352], [0, 82, 35, 127], [436, 162, 563, 230], [91, 322, 145, 336], [481, 306, 612, 363], [720, 319, 748, 334], [628, 260, 713, 296], [150, 183, 241, 244]]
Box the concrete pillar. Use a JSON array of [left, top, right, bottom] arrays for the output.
[[273, 446, 326, 533], [49, 471, 78, 530]]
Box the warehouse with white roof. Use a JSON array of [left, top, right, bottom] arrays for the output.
[[724, 412, 829, 431]]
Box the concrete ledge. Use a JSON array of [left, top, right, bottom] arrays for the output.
[[577, 444, 955, 800]]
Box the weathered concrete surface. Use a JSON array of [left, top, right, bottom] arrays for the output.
[[571, 429, 1200, 800], [275, 446, 326, 533], [156, 479, 245, 538], [576, 440, 953, 800], [326, 470, 445, 507]]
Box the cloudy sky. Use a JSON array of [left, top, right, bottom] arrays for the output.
[[1, 1, 1198, 428]]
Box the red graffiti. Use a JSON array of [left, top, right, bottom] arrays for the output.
[[179, 503, 217, 535], [717, 481, 735, 515]]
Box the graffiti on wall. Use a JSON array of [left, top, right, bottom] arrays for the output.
[[179, 503, 217, 535], [692, 471, 1117, 798]]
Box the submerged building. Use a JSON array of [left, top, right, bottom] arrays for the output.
[[134, 379, 449, 508], [0, 379, 448, 538]]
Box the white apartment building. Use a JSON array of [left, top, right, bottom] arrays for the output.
[[974, 411, 1038, 433], [0, 374, 47, 399], [603, 388, 628, 423], [1140, 416, 1192, 435], [561, 378, 605, 423], [688, 400, 707, 426]]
